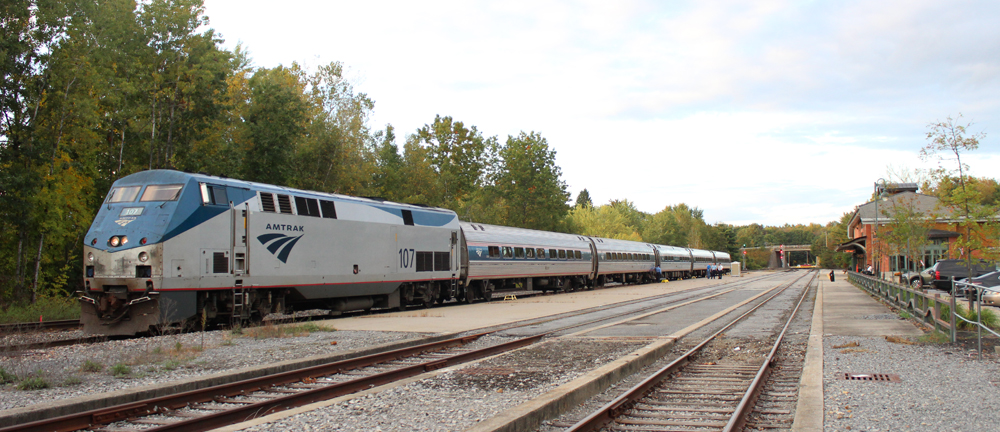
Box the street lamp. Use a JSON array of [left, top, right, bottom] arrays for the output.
[[873, 179, 889, 280]]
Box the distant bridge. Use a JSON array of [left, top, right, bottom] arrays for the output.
[[739, 245, 812, 268]]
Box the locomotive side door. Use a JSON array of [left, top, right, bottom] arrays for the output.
[[231, 201, 248, 276]]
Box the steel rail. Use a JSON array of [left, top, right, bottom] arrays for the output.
[[1, 332, 501, 432], [723, 271, 816, 431], [0, 319, 81, 334], [566, 271, 814, 431]]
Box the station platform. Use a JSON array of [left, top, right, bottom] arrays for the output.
[[792, 274, 924, 432]]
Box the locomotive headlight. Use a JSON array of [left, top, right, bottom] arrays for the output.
[[138, 251, 149, 262], [121, 236, 128, 245], [88, 252, 94, 263], [109, 236, 120, 247]]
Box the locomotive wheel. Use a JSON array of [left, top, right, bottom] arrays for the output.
[[462, 287, 475, 304], [480, 285, 492, 302]]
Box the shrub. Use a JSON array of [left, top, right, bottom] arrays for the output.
[[81, 360, 103, 373]]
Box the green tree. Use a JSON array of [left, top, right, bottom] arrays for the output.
[[482, 132, 569, 231], [413, 115, 491, 207], [241, 66, 308, 185], [922, 115, 997, 307], [574, 189, 593, 208]]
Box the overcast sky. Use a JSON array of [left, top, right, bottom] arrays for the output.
[[201, 0, 1000, 227]]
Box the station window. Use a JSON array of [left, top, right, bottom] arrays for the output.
[[575, 250, 582, 259], [514, 247, 525, 258], [294, 197, 321, 217], [502, 247, 513, 258], [526, 248, 535, 258], [106, 185, 142, 203], [140, 184, 183, 202], [537, 248, 546, 258], [488, 246, 501, 258], [320, 200, 337, 219], [558, 250, 567, 259]]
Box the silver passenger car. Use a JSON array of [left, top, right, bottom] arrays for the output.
[[461, 222, 594, 294], [592, 238, 658, 285], [654, 244, 694, 279]]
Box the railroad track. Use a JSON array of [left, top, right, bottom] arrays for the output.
[[1, 273, 786, 432], [0, 319, 81, 334], [564, 270, 816, 431]]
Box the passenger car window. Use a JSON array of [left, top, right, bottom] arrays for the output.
[[537, 248, 546, 258], [488, 246, 500, 258], [139, 184, 183, 202], [502, 247, 513, 258], [515, 247, 525, 258], [575, 251, 582, 259], [526, 248, 535, 258], [550, 249, 557, 258], [107, 186, 141, 203], [558, 250, 566, 259]]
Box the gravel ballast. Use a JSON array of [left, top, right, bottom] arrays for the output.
[[824, 336, 1000, 431], [0, 326, 423, 411]]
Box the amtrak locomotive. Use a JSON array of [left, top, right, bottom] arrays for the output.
[[80, 170, 732, 335]]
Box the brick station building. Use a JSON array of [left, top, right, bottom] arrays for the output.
[[836, 183, 971, 278]]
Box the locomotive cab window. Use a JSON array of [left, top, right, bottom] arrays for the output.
[[140, 184, 183, 202], [200, 184, 229, 206], [106, 186, 141, 203]]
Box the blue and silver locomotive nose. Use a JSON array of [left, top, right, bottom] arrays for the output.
[[80, 170, 250, 335]]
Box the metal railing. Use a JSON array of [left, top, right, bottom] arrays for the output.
[[848, 271, 999, 359], [953, 280, 1000, 360]]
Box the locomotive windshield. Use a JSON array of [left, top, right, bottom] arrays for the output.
[[139, 184, 183, 202], [105, 186, 141, 203]]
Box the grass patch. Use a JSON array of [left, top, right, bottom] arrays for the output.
[[62, 376, 82, 386], [110, 363, 131, 378], [162, 359, 183, 371], [0, 295, 80, 324], [238, 322, 334, 339], [0, 367, 16, 384], [833, 341, 860, 349], [885, 336, 917, 345], [17, 377, 50, 391], [899, 311, 913, 320], [80, 360, 103, 373]]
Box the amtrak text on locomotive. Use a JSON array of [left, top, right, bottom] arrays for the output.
[[265, 224, 305, 232]]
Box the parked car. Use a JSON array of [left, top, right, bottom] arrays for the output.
[[906, 259, 997, 291], [959, 271, 1000, 306]]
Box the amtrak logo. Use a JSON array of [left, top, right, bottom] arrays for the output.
[[477, 250, 482, 257], [115, 218, 135, 227], [257, 233, 304, 263]]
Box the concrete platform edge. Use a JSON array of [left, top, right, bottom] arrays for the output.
[[0, 332, 461, 426], [465, 337, 678, 432], [792, 277, 824, 431]]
